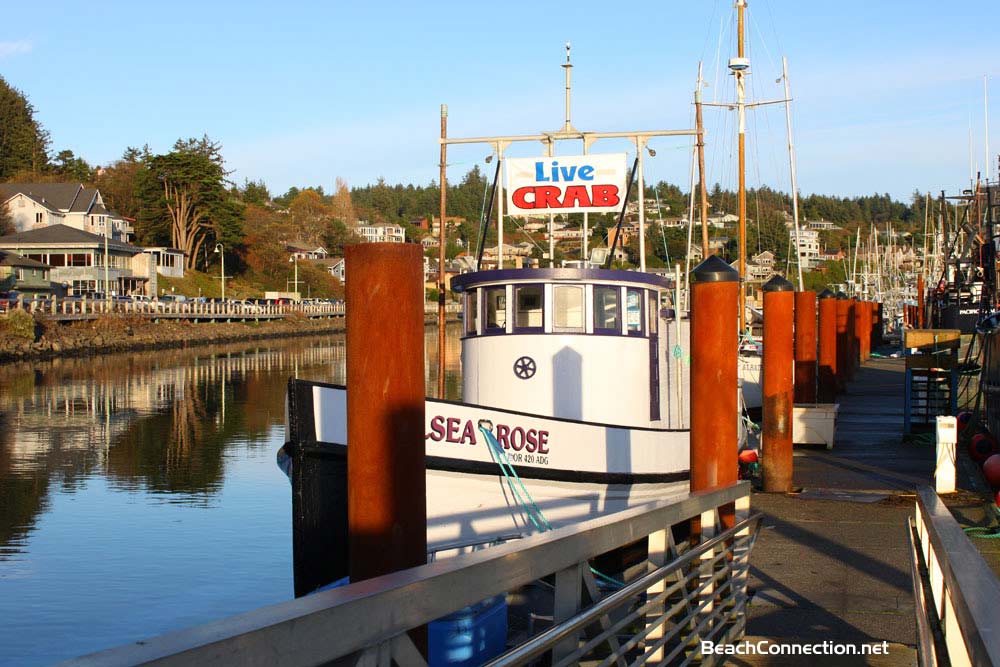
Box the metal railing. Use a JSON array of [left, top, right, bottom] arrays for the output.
[[910, 486, 1000, 667], [3, 297, 346, 321], [60, 482, 758, 667]]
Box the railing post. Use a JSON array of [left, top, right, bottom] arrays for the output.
[[935, 416, 957, 494], [552, 562, 584, 665], [763, 276, 794, 493], [346, 243, 427, 584], [794, 290, 817, 404]]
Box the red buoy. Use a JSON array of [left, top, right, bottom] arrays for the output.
[[984, 454, 1000, 487], [957, 411, 974, 430], [738, 449, 759, 464], [970, 433, 1000, 463]]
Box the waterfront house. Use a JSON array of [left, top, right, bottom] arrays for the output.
[[0, 182, 134, 241], [0, 224, 155, 296], [141, 247, 186, 278], [0, 250, 51, 294]]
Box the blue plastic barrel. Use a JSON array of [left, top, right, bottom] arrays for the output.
[[428, 594, 508, 666]]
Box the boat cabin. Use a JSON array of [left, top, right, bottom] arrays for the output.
[[451, 268, 672, 428]]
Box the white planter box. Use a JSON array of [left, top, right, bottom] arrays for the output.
[[792, 403, 839, 449]]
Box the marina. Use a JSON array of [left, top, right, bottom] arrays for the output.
[[3, 2, 1000, 666]]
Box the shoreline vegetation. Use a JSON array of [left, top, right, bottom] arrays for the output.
[[0, 311, 455, 365]]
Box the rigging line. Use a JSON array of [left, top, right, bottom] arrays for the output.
[[710, 11, 728, 104], [747, 6, 779, 79], [698, 0, 722, 63], [760, 0, 785, 60]]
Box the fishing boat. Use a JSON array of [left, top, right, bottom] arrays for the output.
[[282, 47, 704, 580]]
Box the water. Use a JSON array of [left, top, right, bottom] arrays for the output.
[[0, 325, 462, 665]]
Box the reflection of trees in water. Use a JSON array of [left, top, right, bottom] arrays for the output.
[[0, 335, 348, 555], [0, 328, 464, 556]]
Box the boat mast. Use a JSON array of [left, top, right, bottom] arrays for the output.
[[736, 0, 748, 331], [782, 57, 804, 290], [696, 62, 710, 259], [986, 74, 991, 183], [438, 104, 448, 398]]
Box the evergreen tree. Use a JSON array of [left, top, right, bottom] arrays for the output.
[[0, 76, 50, 179]]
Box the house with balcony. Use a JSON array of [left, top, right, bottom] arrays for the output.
[[356, 222, 405, 243], [0, 250, 51, 294], [0, 183, 133, 241], [0, 224, 154, 296], [791, 228, 821, 269]]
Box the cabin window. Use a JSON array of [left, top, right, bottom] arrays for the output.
[[626, 288, 644, 336], [593, 285, 621, 334], [464, 289, 479, 335], [647, 290, 658, 335], [552, 285, 585, 333], [484, 286, 507, 332], [514, 285, 544, 332]]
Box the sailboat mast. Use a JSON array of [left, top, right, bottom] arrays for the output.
[[737, 0, 748, 331], [782, 57, 804, 290], [696, 63, 710, 259]]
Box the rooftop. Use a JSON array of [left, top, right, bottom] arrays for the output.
[[0, 224, 141, 254]]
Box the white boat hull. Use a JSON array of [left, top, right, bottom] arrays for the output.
[[287, 381, 690, 552]]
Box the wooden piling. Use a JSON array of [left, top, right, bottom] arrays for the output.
[[346, 243, 427, 584], [818, 290, 837, 403], [690, 256, 739, 530], [762, 276, 795, 493], [794, 290, 817, 404], [835, 293, 850, 392]]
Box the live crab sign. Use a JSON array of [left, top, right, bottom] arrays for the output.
[[505, 153, 626, 216]]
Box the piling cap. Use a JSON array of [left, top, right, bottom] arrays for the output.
[[762, 275, 794, 292], [690, 255, 739, 283], [818, 288, 836, 299], [835, 291, 848, 300]]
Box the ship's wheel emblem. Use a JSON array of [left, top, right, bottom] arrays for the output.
[[513, 356, 536, 380]]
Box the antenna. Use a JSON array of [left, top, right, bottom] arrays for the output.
[[561, 41, 576, 134]]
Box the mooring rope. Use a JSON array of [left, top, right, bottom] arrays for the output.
[[477, 422, 625, 588]]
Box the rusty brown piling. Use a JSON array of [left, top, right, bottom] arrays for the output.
[[835, 292, 850, 391], [690, 256, 739, 530], [794, 290, 817, 404], [846, 298, 858, 379], [853, 299, 868, 365], [917, 275, 925, 329], [762, 276, 795, 493], [875, 302, 884, 348], [346, 243, 427, 585], [818, 290, 838, 403]]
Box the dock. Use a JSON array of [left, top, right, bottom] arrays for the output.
[[744, 357, 924, 665]]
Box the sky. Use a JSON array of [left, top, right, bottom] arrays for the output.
[[2, 0, 999, 203]]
